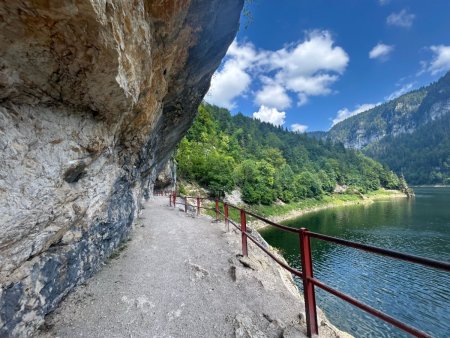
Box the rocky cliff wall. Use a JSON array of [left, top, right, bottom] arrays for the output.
[[153, 157, 176, 193], [0, 0, 243, 335]]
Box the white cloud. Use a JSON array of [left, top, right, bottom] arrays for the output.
[[206, 40, 260, 109], [255, 77, 291, 109], [227, 39, 262, 69], [417, 45, 450, 77], [284, 73, 338, 96], [291, 123, 308, 133], [378, 0, 390, 6], [386, 82, 416, 101], [261, 31, 349, 106], [428, 45, 450, 75], [206, 61, 251, 109], [269, 31, 349, 77], [253, 105, 286, 126], [297, 93, 309, 107], [207, 31, 349, 111], [387, 9, 415, 28], [332, 103, 379, 126], [369, 43, 394, 60]]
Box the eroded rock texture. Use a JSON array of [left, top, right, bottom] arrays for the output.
[[153, 157, 176, 192], [0, 0, 243, 335]]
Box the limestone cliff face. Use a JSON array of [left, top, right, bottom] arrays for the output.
[[0, 0, 243, 335]]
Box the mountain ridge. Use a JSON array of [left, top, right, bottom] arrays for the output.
[[325, 72, 450, 184]]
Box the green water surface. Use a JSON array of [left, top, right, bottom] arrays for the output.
[[259, 187, 450, 337]]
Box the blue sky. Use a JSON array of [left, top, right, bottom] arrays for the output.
[[205, 0, 450, 132]]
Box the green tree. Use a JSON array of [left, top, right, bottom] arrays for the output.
[[176, 102, 403, 204]]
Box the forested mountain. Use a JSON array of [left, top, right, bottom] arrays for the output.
[[327, 71, 450, 185], [176, 103, 404, 205], [364, 113, 450, 184]]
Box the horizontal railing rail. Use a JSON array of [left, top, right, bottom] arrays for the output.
[[153, 190, 174, 196], [306, 231, 450, 271], [165, 192, 450, 338]]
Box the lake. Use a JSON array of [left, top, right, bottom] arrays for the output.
[[259, 187, 450, 337]]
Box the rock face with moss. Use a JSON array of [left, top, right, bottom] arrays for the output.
[[0, 0, 243, 335]]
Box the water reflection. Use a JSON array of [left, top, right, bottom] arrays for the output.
[[260, 187, 450, 337]]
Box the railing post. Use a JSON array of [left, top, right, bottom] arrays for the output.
[[169, 193, 172, 207], [215, 198, 219, 221], [240, 209, 248, 256], [299, 228, 318, 337], [224, 203, 229, 232], [185, 197, 188, 213], [197, 197, 200, 216]]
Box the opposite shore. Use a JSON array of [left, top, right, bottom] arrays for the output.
[[246, 189, 408, 231], [193, 188, 408, 230]]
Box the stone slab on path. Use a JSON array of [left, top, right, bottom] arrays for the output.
[[39, 197, 347, 338]]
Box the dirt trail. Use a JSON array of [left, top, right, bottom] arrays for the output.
[[39, 196, 348, 338]]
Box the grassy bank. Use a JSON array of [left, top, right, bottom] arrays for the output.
[[254, 189, 403, 216], [250, 189, 406, 229], [201, 189, 406, 229]]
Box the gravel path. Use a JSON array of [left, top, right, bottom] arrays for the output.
[[39, 197, 347, 338]]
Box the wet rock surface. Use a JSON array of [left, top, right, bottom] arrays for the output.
[[0, 0, 243, 335]]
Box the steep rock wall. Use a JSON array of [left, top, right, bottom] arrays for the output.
[[0, 0, 243, 335]]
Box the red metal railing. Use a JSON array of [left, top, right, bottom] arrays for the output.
[[166, 193, 450, 338], [153, 190, 174, 196], [168, 194, 222, 220]]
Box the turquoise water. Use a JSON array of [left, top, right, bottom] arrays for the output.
[[259, 187, 450, 337]]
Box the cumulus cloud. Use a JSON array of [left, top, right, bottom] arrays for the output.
[[255, 77, 292, 109], [207, 31, 349, 112], [268, 31, 349, 102], [269, 31, 349, 77], [206, 62, 251, 109], [332, 103, 379, 126], [284, 73, 339, 96], [297, 93, 309, 107], [386, 82, 416, 101], [206, 40, 260, 109], [253, 105, 286, 126], [427, 45, 450, 75], [291, 123, 308, 133], [369, 43, 394, 60], [387, 9, 415, 28]]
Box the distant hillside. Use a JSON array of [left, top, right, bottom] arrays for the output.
[[306, 131, 327, 140], [327, 72, 450, 185], [176, 103, 403, 205]]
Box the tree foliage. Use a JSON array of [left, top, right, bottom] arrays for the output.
[[176, 103, 402, 204], [365, 112, 450, 185]]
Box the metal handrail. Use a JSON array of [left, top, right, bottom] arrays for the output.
[[166, 193, 449, 338], [306, 230, 450, 271], [153, 190, 174, 196]]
